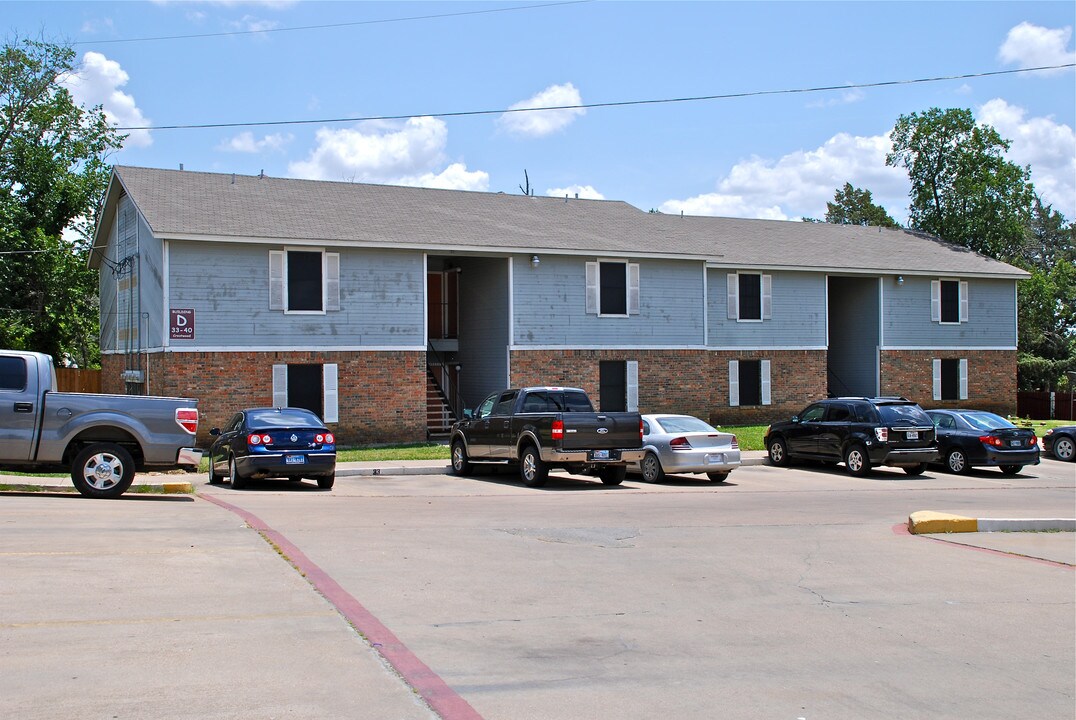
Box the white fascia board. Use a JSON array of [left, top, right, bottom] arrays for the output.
[[880, 346, 1017, 351], [509, 345, 827, 352], [157, 345, 427, 353], [704, 262, 1028, 280]]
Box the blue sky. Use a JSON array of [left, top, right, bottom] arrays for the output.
[[9, 1, 1076, 223]]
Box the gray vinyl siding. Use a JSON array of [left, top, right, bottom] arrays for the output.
[[883, 276, 1017, 347], [456, 257, 510, 408], [166, 241, 424, 347], [512, 255, 705, 346], [99, 195, 163, 352], [708, 269, 826, 348]]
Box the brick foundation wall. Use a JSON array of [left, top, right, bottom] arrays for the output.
[[880, 349, 1017, 414], [105, 350, 427, 447], [510, 349, 828, 426]]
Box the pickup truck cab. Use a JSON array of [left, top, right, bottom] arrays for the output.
[[449, 386, 644, 487], [0, 350, 201, 498]]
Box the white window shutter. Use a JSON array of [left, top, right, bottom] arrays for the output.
[[585, 262, 599, 314], [958, 358, 968, 400], [727, 274, 739, 319], [932, 359, 942, 401], [761, 274, 772, 320], [272, 364, 287, 407], [323, 363, 339, 423], [729, 360, 740, 407], [626, 360, 639, 411], [760, 359, 771, 405], [959, 281, 969, 322], [930, 280, 941, 322], [326, 253, 340, 312], [269, 251, 285, 310], [627, 263, 640, 315]]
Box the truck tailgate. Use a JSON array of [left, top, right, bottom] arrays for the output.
[[560, 413, 640, 451]]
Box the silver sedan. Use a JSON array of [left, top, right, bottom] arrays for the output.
[[629, 414, 741, 483]]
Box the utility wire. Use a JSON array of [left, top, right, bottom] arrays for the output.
[[114, 63, 1075, 132], [73, 1, 592, 45]]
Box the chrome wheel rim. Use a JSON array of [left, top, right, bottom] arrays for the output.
[[769, 442, 784, 463], [452, 445, 464, 470], [82, 452, 123, 491], [847, 450, 864, 473], [1056, 438, 1075, 461], [948, 451, 965, 473], [642, 454, 660, 482], [522, 454, 537, 482]]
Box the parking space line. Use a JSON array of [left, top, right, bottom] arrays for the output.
[[199, 492, 484, 720]]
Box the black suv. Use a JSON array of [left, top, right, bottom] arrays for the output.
[[765, 397, 940, 476]]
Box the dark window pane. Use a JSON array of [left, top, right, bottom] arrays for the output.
[[940, 359, 960, 400], [600, 361, 626, 411], [599, 262, 627, 315], [288, 251, 323, 311], [940, 281, 959, 323], [0, 357, 27, 390], [287, 364, 323, 419], [739, 360, 761, 406], [739, 274, 761, 320]]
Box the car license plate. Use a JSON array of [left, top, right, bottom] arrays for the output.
[[591, 450, 610, 460], [706, 454, 725, 464], [285, 455, 306, 465], [906, 431, 919, 440], [1010, 440, 1022, 447]]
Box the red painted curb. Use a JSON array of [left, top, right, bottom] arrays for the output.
[[893, 523, 1073, 569], [200, 493, 483, 720]]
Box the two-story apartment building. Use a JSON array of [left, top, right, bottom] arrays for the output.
[[91, 166, 1027, 445]]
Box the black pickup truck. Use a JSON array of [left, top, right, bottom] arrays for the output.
[[449, 387, 644, 487]]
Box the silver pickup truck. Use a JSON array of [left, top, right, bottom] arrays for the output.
[[0, 350, 201, 498]]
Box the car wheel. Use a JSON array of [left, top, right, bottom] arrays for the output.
[[946, 448, 968, 474], [519, 445, 548, 488], [599, 466, 626, 485], [1053, 436, 1075, 462], [317, 475, 335, 490], [999, 465, 1022, 476], [903, 463, 926, 476], [451, 439, 473, 475], [641, 452, 665, 483], [71, 443, 136, 499], [844, 444, 871, 477], [229, 456, 247, 490], [207, 455, 223, 485], [767, 437, 790, 466], [707, 471, 730, 483]]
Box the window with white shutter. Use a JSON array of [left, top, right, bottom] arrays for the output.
[[933, 279, 967, 324], [585, 260, 640, 316], [729, 272, 772, 321], [269, 249, 340, 313]]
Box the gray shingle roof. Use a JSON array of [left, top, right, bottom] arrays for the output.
[[101, 165, 1027, 278]]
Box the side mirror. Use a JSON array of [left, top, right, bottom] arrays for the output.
[[463, 408, 473, 419], [791, 416, 800, 424], [209, 427, 221, 436]]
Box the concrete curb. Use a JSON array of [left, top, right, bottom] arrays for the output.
[[908, 510, 1076, 535]]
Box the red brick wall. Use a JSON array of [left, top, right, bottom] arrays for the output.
[[880, 349, 1017, 414], [105, 350, 427, 447]]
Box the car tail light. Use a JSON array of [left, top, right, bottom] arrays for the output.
[[980, 435, 1004, 447], [874, 427, 889, 442], [175, 408, 198, 434], [248, 433, 272, 446], [551, 419, 564, 440], [639, 419, 644, 441], [731, 436, 739, 449], [670, 436, 692, 450], [325, 432, 334, 444], [315, 433, 336, 445]]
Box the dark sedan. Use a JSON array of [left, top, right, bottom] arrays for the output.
[[208, 407, 336, 489], [925, 409, 1039, 475], [1042, 426, 1076, 462]]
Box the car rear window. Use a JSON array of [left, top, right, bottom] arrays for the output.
[[960, 412, 1014, 431], [248, 408, 324, 427], [877, 404, 931, 426], [656, 416, 716, 433]]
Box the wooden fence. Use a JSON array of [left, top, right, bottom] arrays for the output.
[[54, 367, 102, 394], [1017, 390, 1075, 421]]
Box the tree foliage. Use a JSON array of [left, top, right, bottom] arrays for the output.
[[886, 107, 1034, 260], [824, 183, 900, 228], [0, 36, 123, 365]]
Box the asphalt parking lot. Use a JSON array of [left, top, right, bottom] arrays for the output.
[[2, 458, 1073, 720]]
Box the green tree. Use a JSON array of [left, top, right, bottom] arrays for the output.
[[824, 183, 900, 228], [0, 36, 123, 365], [1019, 195, 1076, 271], [886, 107, 1034, 260]]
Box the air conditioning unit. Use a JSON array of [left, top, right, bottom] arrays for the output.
[[121, 370, 144, 383]]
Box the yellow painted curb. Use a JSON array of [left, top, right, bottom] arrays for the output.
[[908, 511, 978, 535], [161, 482, 194, 494]]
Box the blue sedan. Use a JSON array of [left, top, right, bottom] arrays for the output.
[[925, 409, 1039, 476], [208, 407, 336, 489]]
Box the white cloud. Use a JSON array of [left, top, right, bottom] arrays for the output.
[[498, 83, 585, 138], [998, 22, 1075, 72], [806, 87, 865, 108], [978, 98, 1076, 217], [63, 52, 152, 148], [660, 132, 909, 222], [230, 14, 282, 34], [546, 185, 605, 200], [288, 116, 488, 191], [217, 131, 293, 153]]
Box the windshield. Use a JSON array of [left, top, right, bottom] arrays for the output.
[[248, 408, 324, 428], [655, 416, 716, 433], [959, 412, 1015, 431], [878, 404, 931, 426]]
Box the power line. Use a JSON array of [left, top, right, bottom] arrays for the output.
[[73, 1, 592, 45], [113, 63, 1075, 132]]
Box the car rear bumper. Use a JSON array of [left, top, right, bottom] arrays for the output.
[[238, 452, 336, 478], [177, 447, 203, 465], [659, 448, 742, 474], [872, 447, 940, 466], [543, 448, 646, 464], [979, 448, 1041, 466]]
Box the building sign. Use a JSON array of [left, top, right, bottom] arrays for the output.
[[170, 309, 195, 340]]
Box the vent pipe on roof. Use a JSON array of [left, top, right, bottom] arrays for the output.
[[231, 173, 236, 184], [179, 163, 184, 171], [259, 169, 265, 178], [565, 194, 568, 203], [575, 193, 579, 199]]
